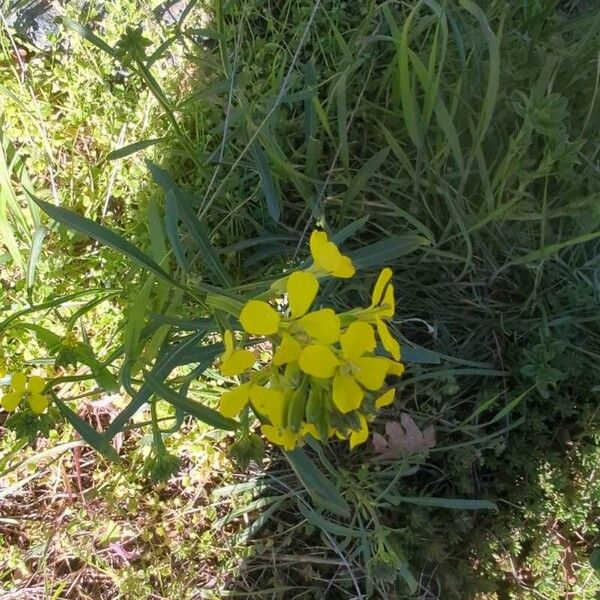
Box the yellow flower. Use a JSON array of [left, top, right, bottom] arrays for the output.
[[309, 231, 355, 278], [219, 330, 255, 377], [332, 321, 389, 413], [361, 268, 401, 361], [240, 271, 341, 366], [1, 372, 49, 414], [279, 271, 341, 348]]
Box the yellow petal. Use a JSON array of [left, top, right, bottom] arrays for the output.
[[371, 267, 393, 306], [287, 271, 319, 318], [273, 333, 302, 366], [220, 383, 251, 418], [375, 388, 395, 409], [11, 372, 26, 394], [299, 309, 340, 344], [220, 349, 255, 377], [250, 386, 286, 428], [309, 230, 355, 278], [300, 422, 320, 440], [349, 415, 369, 449], [28, 393, 49, 414], [309, 230, 329, 262], [298, 345, 339, 379], [27, 375, 46, 394], [223, 330, 234, 356], [353, 357, 389, 391], [340, 321, 376, 361], [379, 284, 396, 318], [332, 372, 364, 413], [1, 392, 22, 411], [386, 359, 405, 377], [333, 256, 356, 278], [239, 300, 281, 335], [376, 319, 401, 361], [262, 425, 298, 451]]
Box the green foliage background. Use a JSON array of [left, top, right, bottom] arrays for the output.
[[1, 0, 600, 598]]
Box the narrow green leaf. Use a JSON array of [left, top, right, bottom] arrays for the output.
[[107, 138, 166, 161], [336, 71, 349, 169], [350, 234, 430, 268], [386, 495, 497, 510], [397, 3, 423, 148], [590, 547, 600, 575], [250, 141, 281, 223], [0, 288, 119, 337], [285, 448, 350, 518], [342, 148, 390, 216], [459, 0, 500, 142], [147, 162, 232, 288], [26, 226, 47, 290], [59, 16, 116, 56], [165, 191, 188, 270], [146, 373, 239, 430], [498, 231, 600, 274], [331, 215, 369, 245], [402, 345, 442, 365], [297, 503, 364, 538], [31, 194, 179, 288], [54, 396, 119, 462]]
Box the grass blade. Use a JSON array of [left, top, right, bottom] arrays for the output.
[[26, 225, 47, 291], [147, 162, 232, 288], [107, 138, 166, 161], [350, 234, 430, 268]]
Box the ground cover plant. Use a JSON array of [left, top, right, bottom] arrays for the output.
[[1, 0, 600, 598]]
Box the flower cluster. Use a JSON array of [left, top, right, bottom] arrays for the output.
[[1, 372, 49, 414], [217, 231, 404, 450]]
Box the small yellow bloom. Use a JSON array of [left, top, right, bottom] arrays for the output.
[[310, 231, 355, 278], [1, 372, 49, 414], [240, 300, 281, 335], [220, 330, 255, 377]]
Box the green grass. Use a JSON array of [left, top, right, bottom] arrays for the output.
[[2, 0, 600, 598]]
